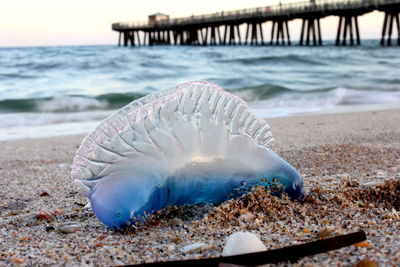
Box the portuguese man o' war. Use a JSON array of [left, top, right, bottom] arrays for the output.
[[71, 81, 304, 229]]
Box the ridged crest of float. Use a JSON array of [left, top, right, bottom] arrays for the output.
[[71, 81, 274, 191]]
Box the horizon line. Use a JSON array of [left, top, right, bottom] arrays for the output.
[[0, 38, 385, 49]]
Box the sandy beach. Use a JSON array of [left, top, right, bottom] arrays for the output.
[[0, 108, 399, 266]]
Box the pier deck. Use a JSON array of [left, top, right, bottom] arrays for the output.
[[112, 0, 400, 46]]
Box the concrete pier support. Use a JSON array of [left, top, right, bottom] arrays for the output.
[[335, 16, 360, 46], [381, 11, 400, 46], [118, 32, 122, 46], [245, 22, 264, 45], [270, 20, 290, 45], [299, 18, 322, 46], [224, 24, 239, 45]]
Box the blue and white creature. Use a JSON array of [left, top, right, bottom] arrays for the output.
[[71, 81, 304, 229]]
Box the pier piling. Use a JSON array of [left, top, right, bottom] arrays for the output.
[[381, 10, 400, 45], [336, 16, 360, 46], [300, 18, 322, 46], [270, 20, 290, 45]]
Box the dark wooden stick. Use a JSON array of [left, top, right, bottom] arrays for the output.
[[128, 230, 366, 267]]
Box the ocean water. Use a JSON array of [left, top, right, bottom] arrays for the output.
[[0, 41, 399, 141]]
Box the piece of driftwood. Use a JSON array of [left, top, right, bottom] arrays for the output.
[[128, 230, 366, 267]]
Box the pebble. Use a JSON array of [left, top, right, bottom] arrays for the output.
[[45, 226, 55, 232], [375, 170, 386, 178], [356, 257, 379, 267], [238, 212, 255, 223], [171, 217, 183, 225], [39, 192, 50, 197], [35, 209, 64, 222], [361, 181, 384, 188]]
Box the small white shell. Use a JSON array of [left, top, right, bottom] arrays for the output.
[[222, 231, 266, 256], [56, 223, 82, 234]]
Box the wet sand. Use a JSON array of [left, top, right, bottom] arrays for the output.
[[0, 109, 399, 266]]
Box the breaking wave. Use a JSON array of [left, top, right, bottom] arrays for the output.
[[1, 85, 399, 115], [0, 92, 146, 113], [0, 43, 399, 140]]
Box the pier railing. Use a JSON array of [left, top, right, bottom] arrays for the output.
[[112, 0, 400, 30]]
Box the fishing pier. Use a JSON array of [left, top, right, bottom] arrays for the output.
[[112, 0, 400, 46]]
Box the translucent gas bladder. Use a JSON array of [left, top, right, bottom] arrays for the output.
[[71, 81, 304, 229]]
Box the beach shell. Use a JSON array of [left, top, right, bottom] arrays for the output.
[[222, 232, 266, 256], [71, 81, 304, 229], [56, 223, 82, 234]]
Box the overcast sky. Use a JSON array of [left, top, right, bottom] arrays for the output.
[[1, 0, 384, 47]]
